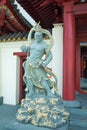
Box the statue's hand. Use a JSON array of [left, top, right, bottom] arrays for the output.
[[38, 60, 48, 68], [38, 60, 47, 68], [38, 60, 43, 67], [42, 62, 47, 68], [20, 45, 27, 52]]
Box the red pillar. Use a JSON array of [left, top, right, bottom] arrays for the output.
[[63, 2, 76, 100], [13, 52, 27, 102]]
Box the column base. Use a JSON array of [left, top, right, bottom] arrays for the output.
[[0, 96, 3, 105], [63, 100, 81, 108]]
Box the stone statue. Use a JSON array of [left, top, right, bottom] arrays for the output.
[[20, 23, 58, 98], [16, 23, 69, 129]]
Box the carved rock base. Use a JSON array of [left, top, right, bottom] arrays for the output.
[[16, 95, 69, 129]]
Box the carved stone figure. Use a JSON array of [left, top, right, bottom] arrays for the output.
[[20, 23, 58, 98], [16, 23, 69, 129]]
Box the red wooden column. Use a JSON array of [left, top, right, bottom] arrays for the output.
[[13, 52, 27, 102], [63, 2, 76, 100]]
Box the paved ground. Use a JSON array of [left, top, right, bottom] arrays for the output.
[[0, 104, 20, 130], [76, 93, 87, 109], [0, 93, 87, 130]]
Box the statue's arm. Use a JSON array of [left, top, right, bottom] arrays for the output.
[[42, 51, 53, 68], [20, 45, 28, 53]]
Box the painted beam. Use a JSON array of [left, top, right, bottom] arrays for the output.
[[0, 0, 6, 6], [73, 3, 87, 15], [0, 6, 7, 26], [40, 0, 54, 7], [6, 1, 28, 30], [7, 18, 25, 31], [4, 22, 16, 32]]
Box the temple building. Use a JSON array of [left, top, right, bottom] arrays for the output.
[[0, 0, 87, 106]]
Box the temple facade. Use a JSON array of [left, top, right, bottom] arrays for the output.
[[0, 0, 87, 105]]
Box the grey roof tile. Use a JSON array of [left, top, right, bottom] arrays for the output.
[[0, 32, 28, 42]]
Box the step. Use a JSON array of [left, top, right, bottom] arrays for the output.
[[0, 96, 3, 105], [69, 126, 87, 130], [65, 108, 87, 128], [66, 108, 87, 117], [70, 118, 87, 127]]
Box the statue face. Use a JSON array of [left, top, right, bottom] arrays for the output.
[[34, 32, 43, 42]]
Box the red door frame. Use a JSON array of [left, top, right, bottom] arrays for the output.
[[81, 54, 87, 78], [79, 54, 87, 94], [13, 52, 27, 102], [76, 41, 87, 94], [74, 3, 87, 94]]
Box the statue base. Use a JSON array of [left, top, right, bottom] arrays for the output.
[[16, 95, 69, 129]]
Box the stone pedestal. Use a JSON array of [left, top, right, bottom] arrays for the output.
[[16, 95, 69, 129]]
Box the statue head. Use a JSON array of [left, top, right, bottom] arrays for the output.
[[28, 22, 54, 50], [34, 31, 43, 42]]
